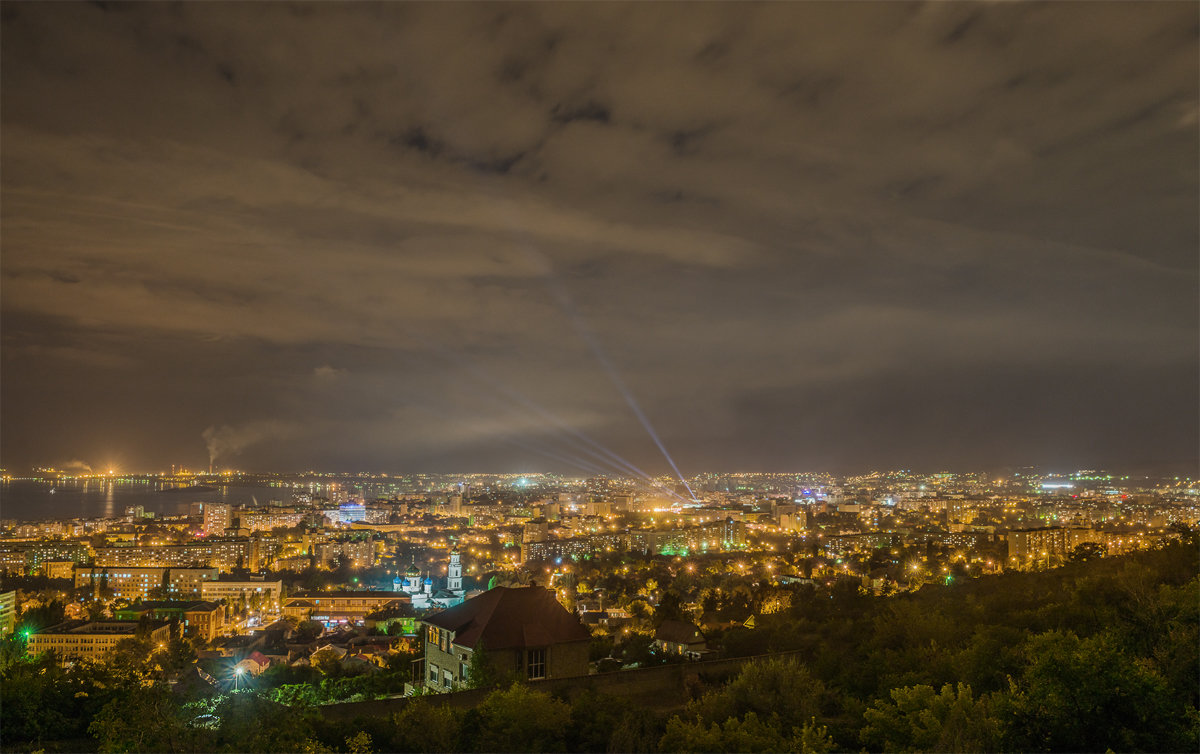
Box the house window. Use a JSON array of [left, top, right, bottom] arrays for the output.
[[427, 625, 438, 643], [429, 663, 438, 682], [526, 648, 546, 680]]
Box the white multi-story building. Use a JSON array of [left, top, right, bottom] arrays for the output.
[[200, 577, 283, 611], [29, 620, 171, 665], [202, 503, 232, 535], [74, 566, 166, 601]]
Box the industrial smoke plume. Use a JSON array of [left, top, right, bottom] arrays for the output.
[[201, 421, 294, 471]]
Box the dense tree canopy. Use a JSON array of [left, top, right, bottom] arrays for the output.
[[1, 539, 1196, 752]]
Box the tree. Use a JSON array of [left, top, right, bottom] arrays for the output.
[[861, 683, 1002, 753], [295, 620, 324, 642], [202, 692, 320, 752], [609, 706, 668, 754], [1005, 630, 1187, 752], [465, 640, 499, 690], [390, 700, 461, 753], [17, 599, 66, 634], [467, 683, 570, 753], [687, 657, 829, 732], [793, 719, 836, 754], [660, 711, 789, 753], [654, 591, 686, 625], [160, 636, 198, 677], [89, 684, 195, 753], [344, 731, 374, 753], [107, 637, 155, 680], [86, 599, 107, 622], [565, 690, 632, 752], [1068, 542, 1106, 563]]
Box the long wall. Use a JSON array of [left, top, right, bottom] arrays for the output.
[[321, 649, 805, 721]]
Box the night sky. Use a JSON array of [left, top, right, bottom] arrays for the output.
[[2, 2, 1197, 475]]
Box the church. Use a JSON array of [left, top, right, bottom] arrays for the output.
[[394, 546, 468, 610]]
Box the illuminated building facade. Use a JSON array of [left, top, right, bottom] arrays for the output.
[[115, 600, 226, 642], [28, 620, 171, 665], [283, 590, 411, 626], [313, 539, 375, 569], [167, 567, 220, 597], [0, 591, 15, 637], [203, 503, 233, 535], [628, 518, 746, 556], [200, 577, 283, 610], [522, 532, 628, 563], [75, 566, 166, 601], [1007, 527, 1106, 567], [92, 537, 259, 572]]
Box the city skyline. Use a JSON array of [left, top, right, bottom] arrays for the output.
[[3, 3, 1197, 475]]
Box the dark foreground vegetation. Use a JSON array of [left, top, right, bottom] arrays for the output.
[[2, 536, 1196, 753]]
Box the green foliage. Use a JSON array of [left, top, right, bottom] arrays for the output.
[[660, 712, 834, 753], [391, 699, 462, 753], [1003, 630, 1190, 752], [89, 684, 196, 753], [467, 683, 570, 753], [106, 636, 155, 678], [16, 599, 66, 634], [266, 667, 411, 706], [344, 731, 374, 753], [606, 705, 667, 753], [0, 633, 29, 673], [464, 640, 498, 690], [294, 620, 324, 642], [588, 634, 615, 662], [685, 657, 829, 732], [1068, 541, 1106, 563], [662, 657, 837, 753], [192, 691, 322, 753], [2, 542, 1196, 754], [793, 719, 836, 754], [661, 711, 789, 753], [1, 654, 135, 748], [861, 683, 1002, 752], [565, 689, 643, 753], [299, 738, 335, 754]]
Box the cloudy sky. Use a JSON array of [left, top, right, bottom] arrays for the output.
[[2, 2, 1196, 475]]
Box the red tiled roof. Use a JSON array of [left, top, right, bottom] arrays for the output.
[[246, 650, 272, 665], [423, 586, 590, 650]]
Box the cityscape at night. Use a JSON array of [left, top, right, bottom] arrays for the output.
[[1, 2, 1197, 753]]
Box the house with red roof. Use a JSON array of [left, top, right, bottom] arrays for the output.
[[419, 586, 591, 692], [233, 650, 273, 676]]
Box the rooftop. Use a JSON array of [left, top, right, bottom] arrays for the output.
[[423, 586, 590, 650], [35, 620, 169, 635]]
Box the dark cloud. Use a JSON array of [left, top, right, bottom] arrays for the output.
[[1, 2, 1196, 474]]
